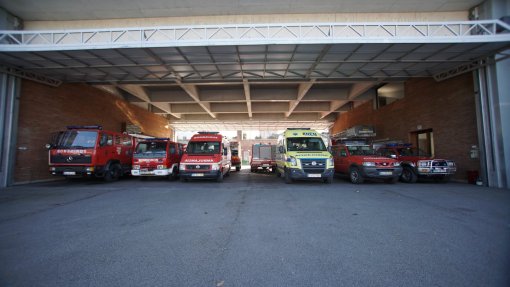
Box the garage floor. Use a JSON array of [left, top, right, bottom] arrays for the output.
[[1, 171, 509, 287]]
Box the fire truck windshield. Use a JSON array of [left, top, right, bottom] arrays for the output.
[[186, 141, 220, 155], [53, 131, 97, 149], [134, 141, 167, 158], [348, 145, 377, 156], [286, 137, 327, 152]]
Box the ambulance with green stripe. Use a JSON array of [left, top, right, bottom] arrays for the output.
[[275, 128, 334, 184]]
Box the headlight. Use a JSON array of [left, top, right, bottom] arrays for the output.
[[179, 164, 185, 171], [86, 167, 95, 171], [289, 156, 297, 166], [211, 164, 220, 170], [49, 167, 56, 171], [157, 165, 165, 169], [362, 162, 376, 167], [132, 165, 140, 170], [393, 162, 400, 167], [447, 161, 455, 167], [327, 157, 333, 167], [418, 161, 431, 167]]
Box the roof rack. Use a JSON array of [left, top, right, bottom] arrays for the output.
[[67, 125, 102, 130]]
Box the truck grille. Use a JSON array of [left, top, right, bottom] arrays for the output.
[[186, 164, 210, 170], [301, 159, 326, 174], [50, 154, 92, 164], [432, 160, 448, 167], [375, 161, 393, 167]]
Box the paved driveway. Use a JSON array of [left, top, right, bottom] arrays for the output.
[[1, 170, 509, 287]]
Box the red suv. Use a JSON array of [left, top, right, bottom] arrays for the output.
[[332, 143, 402, 184]]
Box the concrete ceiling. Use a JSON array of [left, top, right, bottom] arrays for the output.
[[1, 0, 482, 21]]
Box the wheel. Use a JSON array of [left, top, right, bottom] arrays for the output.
[[349, 167, 364, 184], [323, 175, 333, 184], [169, 167, 179, 181], [385, 177, 399, 184], [104, 163, 121, 182], [400, 166, 417, 183], [235, 166, 241, 171], [284, 169, 293, 184], [216, 171, 224, 182]]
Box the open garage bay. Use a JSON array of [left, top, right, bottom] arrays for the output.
[[1, 173, 509, 286]]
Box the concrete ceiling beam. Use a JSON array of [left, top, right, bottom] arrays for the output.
[[244, 79, 252, 118], [286, 79, 315, 117], [178, 82, 217, 118]]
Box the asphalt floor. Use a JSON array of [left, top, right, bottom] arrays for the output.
[[1, 169, 509, 287]]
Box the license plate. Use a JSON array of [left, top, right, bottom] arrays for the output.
[[63, 171, 76, 175], [191, 173, 204, 177], [307, 174, 321, 178], [379, 171, 393, 176], [262, 164, 270, 167]]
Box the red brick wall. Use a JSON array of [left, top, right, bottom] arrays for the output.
[[14, 80, 172, 183], [331, 74, 480, 181]]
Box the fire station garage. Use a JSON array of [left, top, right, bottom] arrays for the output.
[[1, 1, 510, 286], [1, 2, 509, 188]]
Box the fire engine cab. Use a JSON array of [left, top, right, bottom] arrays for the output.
[[131, 138, 184, 179], [331, 126, 402, 184], [47, 125, 134, 181], [179, 132, 231, 182]]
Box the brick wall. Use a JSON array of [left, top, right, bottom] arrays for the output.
[[14, 80, 172, 183], [331, 74, 480, 181]]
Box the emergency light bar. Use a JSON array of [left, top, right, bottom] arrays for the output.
[[66, 125, 103, 130]]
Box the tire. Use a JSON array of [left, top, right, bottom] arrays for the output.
[[323, 175, 333, 184], [235, 166, 241, 172], [284, 169, 293, 184], [400, 166, 417, 183], [169, 167, 179, 181], [216, 171, 224, 182], [104, 163, 121, 182], [349, 167, 364, 184], [386, 177, 399, 184]]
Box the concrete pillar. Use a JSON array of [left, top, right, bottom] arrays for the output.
[[0, 74, 21, 187]]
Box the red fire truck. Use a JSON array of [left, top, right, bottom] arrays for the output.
[[131, 138, 184, 180], [331, 126, 402, 184], [179, 132, 231, 182], [376, 143, 456, 183], [47, 125, 134, 181], [250, 143, 276, 172]]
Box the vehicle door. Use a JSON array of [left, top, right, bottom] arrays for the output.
[[98, 132, 114, 165], [337, 146, 349, 174]]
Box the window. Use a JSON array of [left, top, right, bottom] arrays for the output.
[[169, 145, 176, 155], [410, 129, 434, 157], [122, 136, 132, 146], [375, 82, 405, 109], [115, 135, 121, 145]]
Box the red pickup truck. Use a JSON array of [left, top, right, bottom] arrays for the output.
[[376, 143, 456, 183], [250, 144, 276, 172], [331, 143, 402, 184]]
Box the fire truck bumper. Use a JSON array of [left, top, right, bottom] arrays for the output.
[[131, 169, 172, 176], [179, 170, 222, 179], [288, 168, 334, 180], [49, 166, 99, 176], [361, 167, 403, 178]]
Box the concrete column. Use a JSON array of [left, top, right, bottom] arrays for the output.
[[0, 74, 21, 187], [472, 0, 510, 188]]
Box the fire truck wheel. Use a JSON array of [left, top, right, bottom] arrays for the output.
[[284, 169, 293, 184], [216, 171, 224, 182], [349, 167, 364, 184], [104, 163, 121, 182], [400, 166, 417, 183], [169, 168, 179, 181]]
